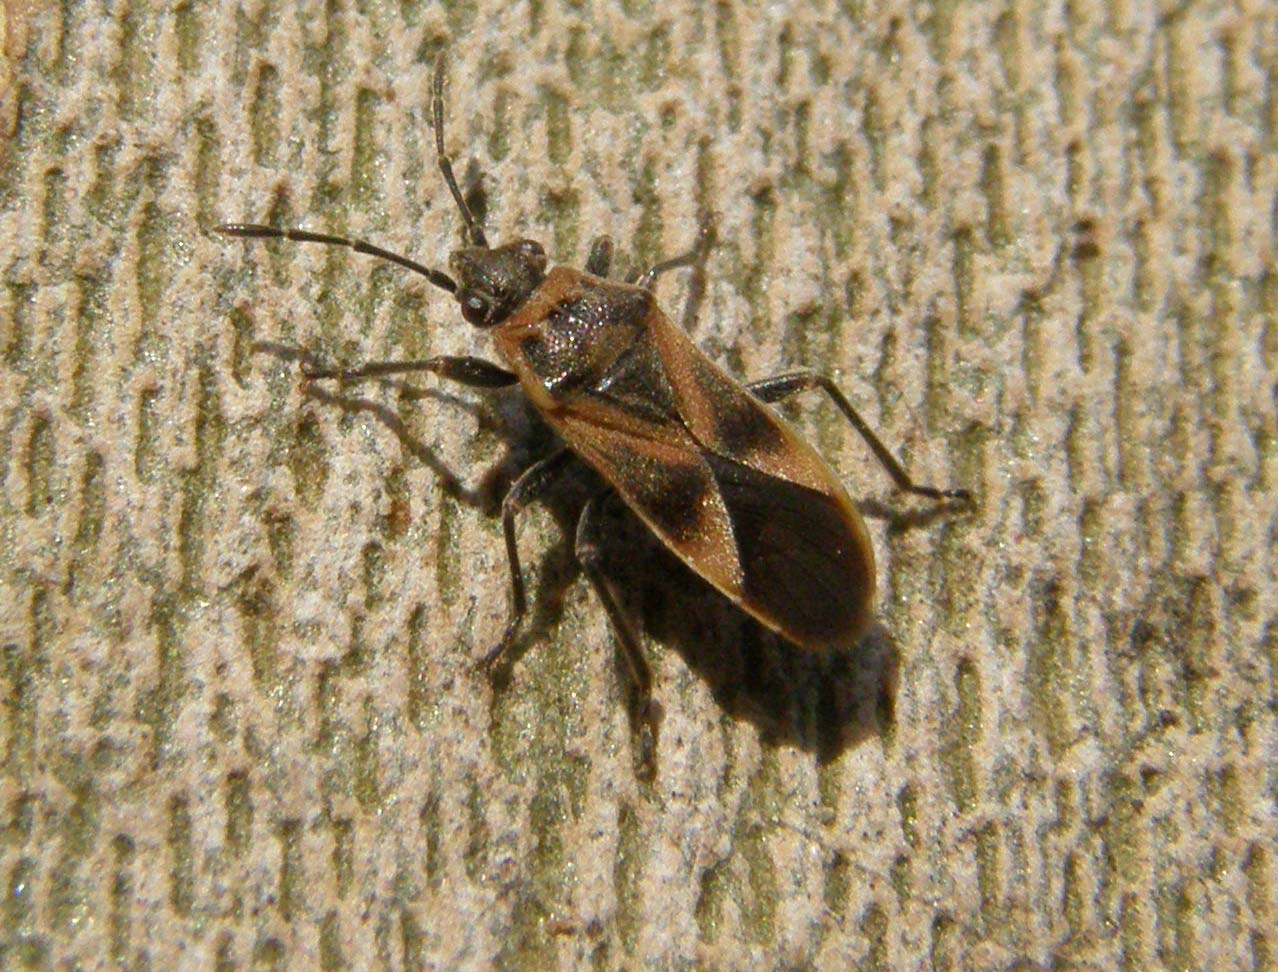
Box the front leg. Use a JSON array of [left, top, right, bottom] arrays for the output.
[[631, 215, 716, 291], [303, 354, 518, 387], [585, 235, 614, 277]]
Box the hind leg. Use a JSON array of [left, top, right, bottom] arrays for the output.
[[574, 491, 659, 780], [749, 371, 971, 501]]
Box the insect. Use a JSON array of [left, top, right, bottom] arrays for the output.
[[218, 57, 971, 777]]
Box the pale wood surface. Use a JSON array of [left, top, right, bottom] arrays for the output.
[[3, 2, 1277, 969]]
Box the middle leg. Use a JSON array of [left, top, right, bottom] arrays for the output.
[[481, 448, 576, 668]]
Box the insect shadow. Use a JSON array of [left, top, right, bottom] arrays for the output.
[[475, 451, 904, 765], [583, 493, 905, 762]]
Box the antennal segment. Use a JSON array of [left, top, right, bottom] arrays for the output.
[[433, 54, 489, 249], [215, 224, 458, 294]]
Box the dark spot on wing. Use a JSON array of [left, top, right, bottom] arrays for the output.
[[715, 390, 786, 455], [631, 456, 708, 543], [706, 452, 870, 646], [685, 355, 786, 456]]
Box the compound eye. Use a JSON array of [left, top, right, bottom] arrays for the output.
[[460, 291, 491, 326]]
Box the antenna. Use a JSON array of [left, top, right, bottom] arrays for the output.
[[433, 53, 489, 249], [214, 224, 458, 294]]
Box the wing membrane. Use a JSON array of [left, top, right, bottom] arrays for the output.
[[704, 451, 873, 646]]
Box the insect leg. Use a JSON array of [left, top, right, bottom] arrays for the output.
[[585, 236, 614, 277], [748, 371, 972, 501], [631, 215, 717, 290], [482, 448, 576, 668], [304, 355, 517, 386], [574, 491, 658, 779], [630, 250, 698, 290]]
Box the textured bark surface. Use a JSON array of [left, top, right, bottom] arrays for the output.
[[2, 2, 1277, 969]]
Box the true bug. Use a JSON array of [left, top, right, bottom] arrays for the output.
[[217, 57, 970, 776]]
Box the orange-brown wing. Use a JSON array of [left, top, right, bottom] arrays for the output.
[[544, 338, 873, 648], [550, 397, 873, 648], [500, 268, 874, 647], [651, 309, 876, 646], [551, 406, 742, 596]]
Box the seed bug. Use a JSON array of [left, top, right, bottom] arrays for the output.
[[217, 56, 971, 778]]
